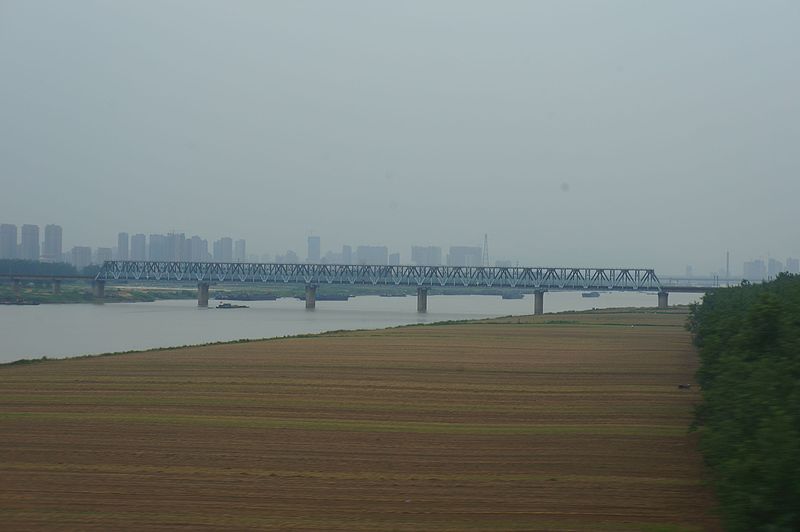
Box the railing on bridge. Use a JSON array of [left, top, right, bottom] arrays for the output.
[[95, 261, 662, 291]]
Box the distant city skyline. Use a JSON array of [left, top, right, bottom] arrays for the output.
[[2, 219, 799, 278]]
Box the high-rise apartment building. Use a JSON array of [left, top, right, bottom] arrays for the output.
[[411, 246, 442, 266], [19, 224, 40, 261], [786, 258, 800, 274], [189, 236, 209, 262], [42, 224, 63, 262], [447, 246, 482, 267], [388, 252, 400, 265], [0, 224, 18, 259], [70, 246, 92, 271], [342, 245, 352, 264], [165, 233, 186, 261], [307, 236, 320, 263], [213, 237, 233, 262], [131, 234, 146, 260], [95, 247, 113, 265], [322, 250, 343, 263], [768, 258, 784, 278], [181, 239, 192, 261], [149, 234, 166, 261], [234, 239, 246, 262], [743, 260, 766, 281], [276, 250, 299, 263], [356, 245, 388, 265], [117, 232, 129, 260]]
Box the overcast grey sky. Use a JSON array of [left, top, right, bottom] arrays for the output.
[[1, 1, 798, 274]]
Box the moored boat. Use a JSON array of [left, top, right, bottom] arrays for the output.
[[216, 302, 249, 309], [501, 292, 524, 300]]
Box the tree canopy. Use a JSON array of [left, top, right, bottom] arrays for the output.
[[0, 259, 79, 276], [689, 274, 800, 531]]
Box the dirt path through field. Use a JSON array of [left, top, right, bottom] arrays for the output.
[[0, 308, 718, 530]]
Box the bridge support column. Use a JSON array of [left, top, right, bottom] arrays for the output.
[[197, 282, 209, 307], [92, 280, 105, 299], [305, 285, 317, 310], [534, 290, 545, 315], [13, 280, 21, 301], [658, 291, 669, 309], [417, 287, 428, 313], [52, 279, 61, 295]]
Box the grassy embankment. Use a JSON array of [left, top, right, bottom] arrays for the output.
[[0, 307, 718, 531]]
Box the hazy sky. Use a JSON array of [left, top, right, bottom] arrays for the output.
[[1, 1, 798, 274]]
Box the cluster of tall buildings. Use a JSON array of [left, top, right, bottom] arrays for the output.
[[302, 237, 496, 267], [117, 232, 247, 263], [321, 245, 395, 265], [0, 223, 249, 271], [12, 224, 800, 277], [0, 223, 63, 262], [3, 224, 500, 269], [743, 258, 800, 281]]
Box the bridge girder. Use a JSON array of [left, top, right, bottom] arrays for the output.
[[95, 261, 662, 291]]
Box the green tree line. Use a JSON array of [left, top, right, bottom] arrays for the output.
[[0, 259, 79, 276], [688, 274, 800, 531]]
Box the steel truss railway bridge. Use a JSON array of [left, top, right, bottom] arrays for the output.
[[85, 261, 680, 314]]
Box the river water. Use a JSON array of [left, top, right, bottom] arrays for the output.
[[0, 292, 701, 363]]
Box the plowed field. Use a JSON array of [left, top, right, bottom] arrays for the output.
[[0, 308, 718, 531]]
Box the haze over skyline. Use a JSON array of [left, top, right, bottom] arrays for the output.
[[2, 1, 798, 274]]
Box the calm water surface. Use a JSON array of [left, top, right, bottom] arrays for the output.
[[0, 292, 701, 363]]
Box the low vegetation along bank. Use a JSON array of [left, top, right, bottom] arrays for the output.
[[0, 283, 198, 304], [688, 274, 800, 532], [0, 308, 717, 531]]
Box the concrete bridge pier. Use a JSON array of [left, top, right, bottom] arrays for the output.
[[197, 282, 210, 307], [658, 291, 669, 309], [92, 280, 105, 299], [417, 287, 428, 313], [13, 280, 21, 301], [52, 279, 61, 295], [305, 285, 317, 310], [534, 290, 545, 315]]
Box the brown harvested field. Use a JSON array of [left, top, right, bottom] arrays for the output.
[[0, 307, 718, 531]]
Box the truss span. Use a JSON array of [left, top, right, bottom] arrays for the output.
[[95, 261, 662, 291]]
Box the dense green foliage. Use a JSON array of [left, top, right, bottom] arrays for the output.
[[0, 259, 78, 276], [688, 274, 800, 531]]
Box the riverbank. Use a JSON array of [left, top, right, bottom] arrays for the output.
[[0, 307, 717, 530], [0, 283, 197, 304]]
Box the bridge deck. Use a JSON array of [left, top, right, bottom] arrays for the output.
[[93, 261, 665, 292], [1, 265, 722, 294]]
